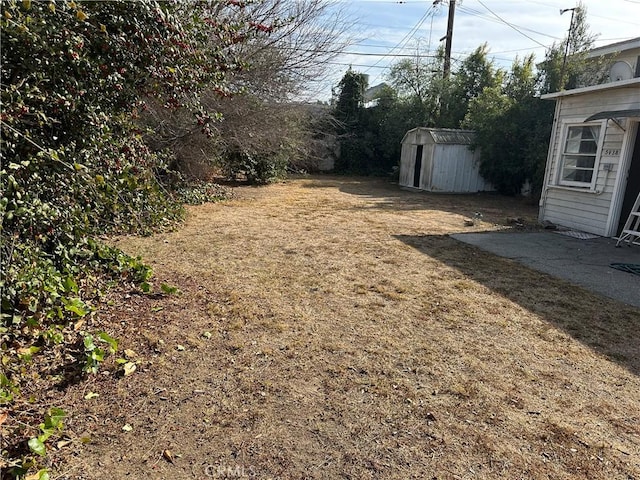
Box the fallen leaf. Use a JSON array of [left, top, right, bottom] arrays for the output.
[[84, 392, 99, 400], [17, 346, 40, 355], [122, 424, 133, 432], [123, 349, 138, 359], [28, 437, 46, 456], [25, 471, 49, 480], [162, 449, 175, 463], [57, 439, 73, 449], [123, 362, 137, 376], [0, 411, 7, 425], [176, 345, 185, 351]]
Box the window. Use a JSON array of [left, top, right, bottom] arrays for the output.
[[558, 124, 602, 188]]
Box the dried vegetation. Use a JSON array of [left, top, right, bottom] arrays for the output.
[[41, 177, 640, 479]]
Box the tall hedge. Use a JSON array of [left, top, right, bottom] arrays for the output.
[[0, 2, 267, 471]]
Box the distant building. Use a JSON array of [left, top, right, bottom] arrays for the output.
[[363, 82, 389, 108]]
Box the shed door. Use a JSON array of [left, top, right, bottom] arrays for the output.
[[413, 145, 423, 188]]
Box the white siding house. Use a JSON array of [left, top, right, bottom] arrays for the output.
[[586, 37, 640, 79], [399, 128, 493, 193], [539, 38, 640, 238]]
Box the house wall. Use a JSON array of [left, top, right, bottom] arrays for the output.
[[541, 86, 640, 236], [614, 48, 639, 75], [588, 45, 640, 82]]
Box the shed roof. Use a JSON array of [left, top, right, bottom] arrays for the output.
[[402, 127, 475, 145]]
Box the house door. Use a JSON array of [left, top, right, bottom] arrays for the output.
[[617, 125, 640, 235], [413, 145, 423, 188]]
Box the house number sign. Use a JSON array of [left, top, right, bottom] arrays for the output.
[[603, 149, 620, 156]]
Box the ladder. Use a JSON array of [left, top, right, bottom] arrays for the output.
[[616, 192, 640, 247]]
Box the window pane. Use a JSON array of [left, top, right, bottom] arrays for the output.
[[562, 168, 578, 181], [565, 140, 581, 153], [562, 155, 595, 168], [562, 167, 593, 183], [561, 124, 600, 186], [578, 140, 597, 154], [567, 127, 584, 141], [575, 169, 593, 183], [563, 156, 579, 168], [564, 125, 600, 155], [575, 156, 595, 168], [566, 125, 599, 140], [586, 125, 600, 140]]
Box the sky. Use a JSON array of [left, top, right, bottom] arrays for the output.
[[309, 0, 640, 101]]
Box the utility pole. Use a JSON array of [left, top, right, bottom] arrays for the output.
[[560, 7, 577, 90], [442, 0, 456, 79]]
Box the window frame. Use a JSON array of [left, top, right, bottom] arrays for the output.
[[556, 120, 605, 190]]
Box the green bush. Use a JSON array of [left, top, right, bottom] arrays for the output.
[[0, 1, 268, 475]]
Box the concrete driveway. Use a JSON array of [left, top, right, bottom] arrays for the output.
[[451, 231, 640, 308]]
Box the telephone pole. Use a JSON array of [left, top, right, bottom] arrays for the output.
[[560, 7, 577, 89], [442, 0, 456, 79]]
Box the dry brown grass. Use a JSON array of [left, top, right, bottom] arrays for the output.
[[51, 176, 639, 479]]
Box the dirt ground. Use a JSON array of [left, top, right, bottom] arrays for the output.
[[47, 176, 639, 479]]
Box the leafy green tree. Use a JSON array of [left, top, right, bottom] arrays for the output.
[[464, 84, 518, 194], [332, 68, 371, 173], [466, 3, 603, 197], [464, 54, 550, 195], [386, 47, 448, 127], [388, 58, 433, 103], [538, 1, 601, 93], [505, 54, 537, 101], [333, 68, 368, 126], [361, 85, 409, 174], [442, 43, 503, 128], [466, 45, 594, 196]]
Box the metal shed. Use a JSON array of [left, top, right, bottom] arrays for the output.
[[399, 127, 493, 193]]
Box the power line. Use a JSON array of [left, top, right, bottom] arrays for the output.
[[522, 0, 640, 26], [456, 5, 562, 40], [325, 61, 390, 69], [279, 40, 553, 61], [346, 40, 553, 56], [474, 0, 549, 48], [364, 3, 438, 76], [282, 46, 443, 58], [334, 0, 428, 2]]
